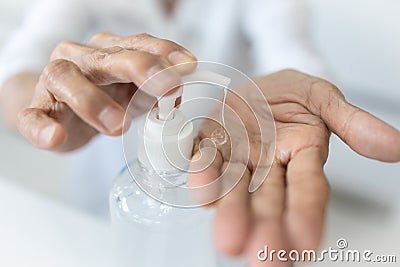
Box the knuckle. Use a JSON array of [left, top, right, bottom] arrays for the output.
[[308, 79, 344, 115], [152, 39, 179, 54], [17, 108, 30, 123], [83, 47, 126, 82], [88, 32, 112, 44], [51, 40, 74, 60], [130, 34, 182, 56], [89, 46, 125, 62], [133, 33, 153, 41], [327, 82, 344, 99], [312, 79, 342, 97], [43, 59, 77, 86], [17, 108, 39, 138]]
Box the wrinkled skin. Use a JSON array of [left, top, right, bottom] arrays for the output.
[[189, 70, 400, 267], [16, 33, 400, 267], [17, 33, 195, 151]]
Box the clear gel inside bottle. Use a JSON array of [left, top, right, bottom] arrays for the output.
[[109, 160, 216, 267]]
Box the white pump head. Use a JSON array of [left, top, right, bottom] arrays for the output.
[[137, 69, 231, 173], [157, 87, 183, 121], [137, 86, 192, 172]]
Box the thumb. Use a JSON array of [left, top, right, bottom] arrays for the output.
[[308, 81, 400, 162]]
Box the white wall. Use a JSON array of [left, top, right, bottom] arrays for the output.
[[307, 0, 400, 101], [304, 0, 400, 203], [1, 0, 400, 100], [0, 0, 67, 198], [0, 0, 35, 44]]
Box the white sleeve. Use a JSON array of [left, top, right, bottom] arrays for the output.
[[241, 0, 328, 77], [0, 0, 93, 86]]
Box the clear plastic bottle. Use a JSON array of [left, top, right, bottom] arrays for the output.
[[108, 67, 253, 267], [109, 89, 216, 267], [109, 160, 216, 267]]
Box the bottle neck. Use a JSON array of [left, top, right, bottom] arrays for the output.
[[137, 107, 194, 173], [135, 159, 187, 190]]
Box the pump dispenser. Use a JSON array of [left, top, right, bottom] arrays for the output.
[[109, 63, 274, 267], [137, 87, 193, 174], [158, 87, 182, 121], [110, 115, 214, 266], [109, 69, 234, 267]]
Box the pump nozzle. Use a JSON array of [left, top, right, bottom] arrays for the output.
[[158, 87, 183, 121]]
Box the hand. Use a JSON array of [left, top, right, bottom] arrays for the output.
[[189, 70, 400, 266], [18, 33, 196, 152]]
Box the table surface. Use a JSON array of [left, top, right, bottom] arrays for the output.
[[1, 175, 399, 267], [0, 176, 113, 267]]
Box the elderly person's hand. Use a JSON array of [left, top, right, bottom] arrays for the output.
[[189, 70, 400, 266], [17, 33, 196, 151]]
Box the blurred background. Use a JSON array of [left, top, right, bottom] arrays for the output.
[[0, 0, 399, 266]]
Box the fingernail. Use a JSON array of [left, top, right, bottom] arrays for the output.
[[39, 125, 56, 147], [168, 50, 196, 65], [99, 107, 124, 132], [145, 65, 181, 97]]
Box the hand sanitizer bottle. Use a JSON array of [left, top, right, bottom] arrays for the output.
[[109, 87, 216, 267]]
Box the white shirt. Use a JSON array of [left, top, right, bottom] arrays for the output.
[[0, 0, 325, 217], [0, 0, 325, 83]]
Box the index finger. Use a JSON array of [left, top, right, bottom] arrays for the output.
[[87, 32, 197, 74], [51, 42, 181, 97]]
